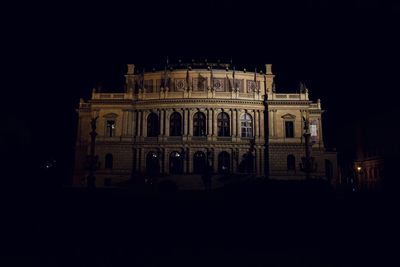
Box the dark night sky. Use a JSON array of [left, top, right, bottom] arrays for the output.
[[3, 0, 400, 182]]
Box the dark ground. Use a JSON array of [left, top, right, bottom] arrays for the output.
[[6, 179, 400, 267]]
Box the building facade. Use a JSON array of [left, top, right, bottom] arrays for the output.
[[352, 121, 385, 192], [74, 63, 338, 189]]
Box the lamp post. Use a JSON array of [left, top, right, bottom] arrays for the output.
[[204, 149, 214, 191], [206, 148, 214, 170], [300, 116, 317, 179], [86, 116, 99, 188], [355, 165, 362, 191]]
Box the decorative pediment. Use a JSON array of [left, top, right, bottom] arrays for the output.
[[103, 113, 119, 118], [281, 113, 296, 120]]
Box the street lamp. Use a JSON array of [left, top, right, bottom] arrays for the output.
[[300, 116, 317, 179], [86, 116, 99, 188], [355, 165, 363, 191], [206, 148, 214, 170]]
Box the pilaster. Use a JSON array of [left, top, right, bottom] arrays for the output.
[[188, 108, 193, 138], [184, 108, 189, 136], [253, 109, 258, 139], [142, 110, 149, 137], [121, 110, 127, 136], [212, 108, 216, 138], [273, 109, 277, 137], [137, 110, 142, 138], [260, 109, 265, 140], [207, 108, 212, 138], [236, 109, 240, 139], [232, 108, 237, 140], [165, 109, 170, 136]]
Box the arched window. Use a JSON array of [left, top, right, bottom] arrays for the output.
[[217, 112, 230, 137], [169, 151, 183, 174], [287, 154, 295, 170], [193, 151, 206, 174], [170, 112, 182, 136], [146, 151, 160, 175], [147, 113, 159, 137], [105, 153, 113, 169], [241, 113, 253, 138], [193, 112, 206, 136], [218, 151, 230, 174]]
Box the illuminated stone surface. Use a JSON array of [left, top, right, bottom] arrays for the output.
[[74, 63, 338, 188]]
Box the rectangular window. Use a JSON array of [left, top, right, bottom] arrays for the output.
[[241, 121, 253, 138], [285, 121, 294, 138], [106, 120, 116, 137]]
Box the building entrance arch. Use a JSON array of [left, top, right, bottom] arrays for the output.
[[218, 151, 230, 174], [193, 151, 206, 174], [169, 151, 183, 174], [146, 151, 160, 175]]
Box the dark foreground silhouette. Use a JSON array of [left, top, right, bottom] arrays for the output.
[[8, 178, 400, 267]]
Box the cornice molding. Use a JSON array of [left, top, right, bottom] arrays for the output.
[[267, 100, 312, 105]]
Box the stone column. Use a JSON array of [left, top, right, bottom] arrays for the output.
[[165, 109, 170, 136], [127, 110, 133, 136], [142, 110, 148, 137], [227, 108, 235, 137], [273, 109, 277, 137], [254, 109, 258, 139], [236, 109, 240, 138], [121, 110, 127, 136], [137, 110, 142, 137], [163, 109, 167, 137], [207, 108, 212, 137], [188, 108, 193, 137], [232, 108, 237, 139], [157, 109, 163, 136], [132, 110, 137, 137], [184, 108, 189, 136], [260, 109, 265, 139], [213, 109, 218, 137]]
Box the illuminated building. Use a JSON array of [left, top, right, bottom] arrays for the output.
[[74, 62, 338, 188]]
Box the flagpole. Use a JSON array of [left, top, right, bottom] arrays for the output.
[[210, 65, 213, 90], [254, 68, 257, 92], [233, 66, 236, 91]]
